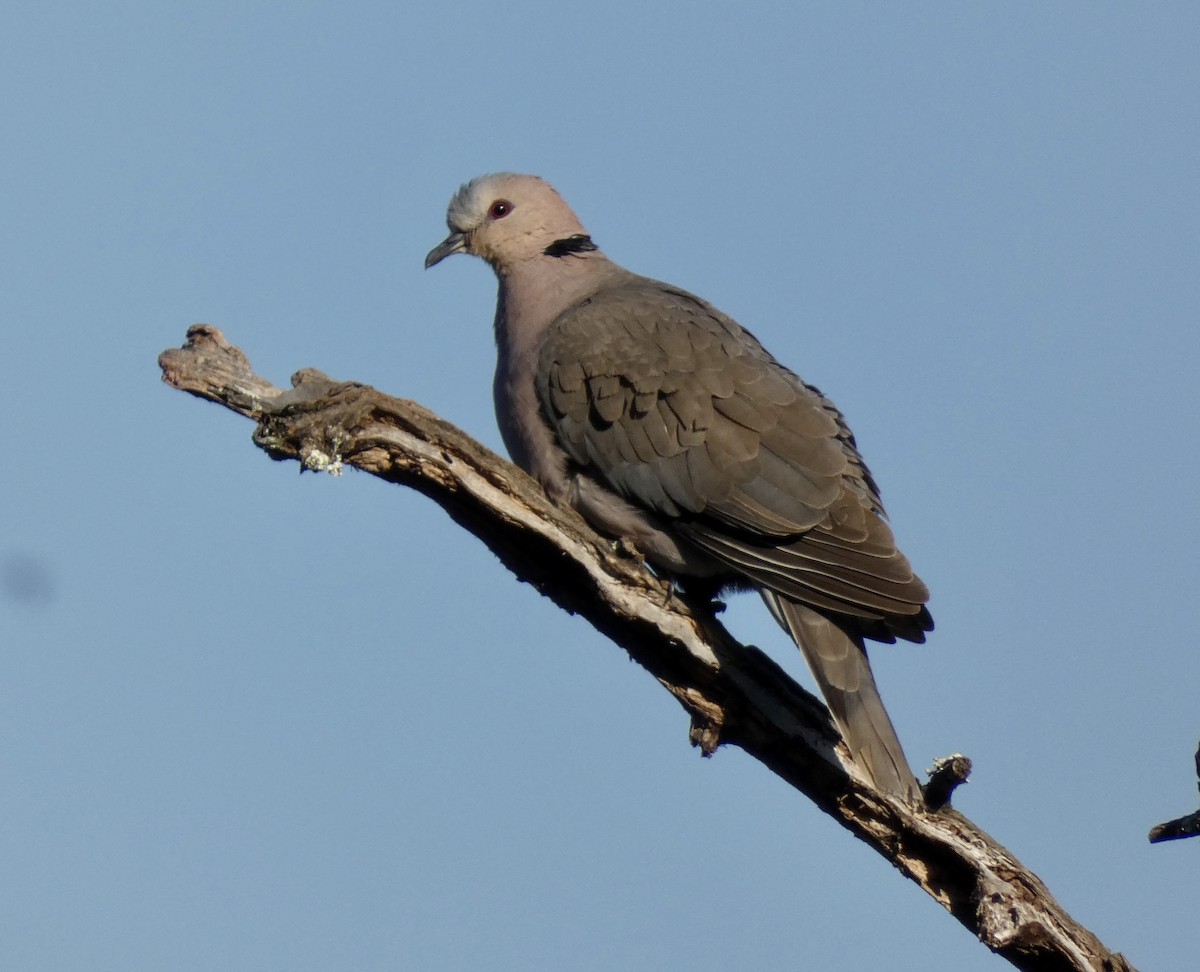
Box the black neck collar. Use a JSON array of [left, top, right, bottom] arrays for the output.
[[543, 234, 598, 258]]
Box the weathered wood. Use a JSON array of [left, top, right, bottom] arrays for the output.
[[159, 324, 1137, 972]]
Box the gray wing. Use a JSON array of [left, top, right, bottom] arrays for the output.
[[536, 278, 931, 643]]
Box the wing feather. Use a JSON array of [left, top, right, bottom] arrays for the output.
[[536, 276, 931, 641]]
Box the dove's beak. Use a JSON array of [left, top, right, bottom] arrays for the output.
[[424, 231, 468, 269]]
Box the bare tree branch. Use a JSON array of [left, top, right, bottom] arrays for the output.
[[159, 324, 1137, 972], [1148, 741, 1200, 844]]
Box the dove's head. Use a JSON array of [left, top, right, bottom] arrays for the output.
[[425, 173, 595, 273]]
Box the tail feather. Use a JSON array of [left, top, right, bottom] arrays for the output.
[[762, 591, 920, 802]]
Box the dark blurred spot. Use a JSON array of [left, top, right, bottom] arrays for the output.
[[1, 552, 57, 605]]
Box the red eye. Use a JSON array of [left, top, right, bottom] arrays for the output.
[[487, 199, 513, 220]]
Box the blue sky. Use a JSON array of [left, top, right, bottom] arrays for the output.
[[2, 4, 1197, 970]]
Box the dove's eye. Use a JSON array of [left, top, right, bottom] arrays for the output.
[[488, 200, 513, 220]]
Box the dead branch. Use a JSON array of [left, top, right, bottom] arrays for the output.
[[158, 324, 1137, 972], [1148, 741, 1200, 843]]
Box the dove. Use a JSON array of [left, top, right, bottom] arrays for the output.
[[426, 173, 932, 802]]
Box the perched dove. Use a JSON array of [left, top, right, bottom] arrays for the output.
[[426, 173, 932, 802]]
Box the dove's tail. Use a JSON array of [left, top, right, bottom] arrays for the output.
[[763, 592, 921, 803]]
